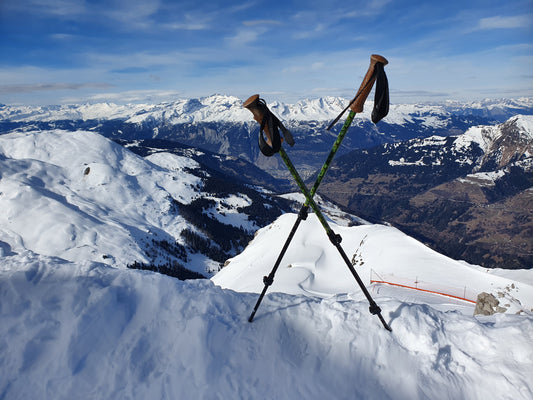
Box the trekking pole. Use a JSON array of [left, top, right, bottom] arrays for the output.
[[245, 55, 389, 324], [244, 93, 391, 330], [277, 144, 392, 331]]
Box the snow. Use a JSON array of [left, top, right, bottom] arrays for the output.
[[214, 214, 533, 315], [203, 193, 259, 231], [457, 170, 507, 186], [3, 95, 531, 126], [1, 251, 532, 400], [515, 115, 533, 140], [1, 128, 533, 399], [0, 129, 202, 269], [454, 125, 497, 153], [388, 157, 426, 167]]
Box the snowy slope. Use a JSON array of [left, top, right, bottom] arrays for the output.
[[0, 129, 282, 276], [1, 253, 532, 400], [213, 213, 533, 315], [455, 114, 533, 152], [0, 129, 198, 268]]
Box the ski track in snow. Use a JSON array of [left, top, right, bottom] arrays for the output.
[[1, 256, 532, 400]]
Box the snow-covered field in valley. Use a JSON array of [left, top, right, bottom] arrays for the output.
[[1, 128, 532, 399]]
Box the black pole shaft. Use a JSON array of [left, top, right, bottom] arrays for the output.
[[278, 147, 392, 331], [248, 212, 305, 322], [248, 112, 356, 322], [332, 240, 392, 331]]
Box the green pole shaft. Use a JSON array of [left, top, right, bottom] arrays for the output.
[[278, 145, 392, 332], [307, 110, 356, 201], [248, 111, 357, 323], [279, 147, 334, 234]]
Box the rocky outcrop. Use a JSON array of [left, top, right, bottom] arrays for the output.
[[474, 292, 507, 315]]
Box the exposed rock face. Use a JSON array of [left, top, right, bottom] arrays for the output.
[[474, 292, 507, 315]]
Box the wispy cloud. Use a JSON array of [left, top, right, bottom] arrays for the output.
[[390, 89, 452, 98], [76, 89, 183, 104], [5, 0, 87, 17], [477, 15, 532, 30], [0, 82, 113, 94], [102, 0, 161, 30], [227, 28, 266, 47], [242, 20, 281, 27], [293, 23, 327, 40], [49, 33, 77, 41], [163, 22, 209, 31]]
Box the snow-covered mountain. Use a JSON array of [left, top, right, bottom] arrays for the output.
[[1, 127, 533, 399], [2, 95, 532, 179], [0, 129, 295, 277], [319, 115, 533, 270], [2, 95, 532, 124]]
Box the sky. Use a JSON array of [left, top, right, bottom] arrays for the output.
[[0, 0, 532, 106]]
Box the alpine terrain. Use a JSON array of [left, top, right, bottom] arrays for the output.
[[319, 115, 533, 270], [0, 98, 532, 399], [2, 95, 532, 178]]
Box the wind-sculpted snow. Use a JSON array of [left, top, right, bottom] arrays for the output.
[[0, 254, 532, 399], [214, 213, 533, 314]]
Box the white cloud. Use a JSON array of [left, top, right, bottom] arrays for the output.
[[163, 22, 208, 30], [76, 89, 182, 104], [242, 20, 281, 27], [477, 15, 532, 30], [227, 28, 264, 47], [21, 0, 87, 16], [0, 82, 113, 94]]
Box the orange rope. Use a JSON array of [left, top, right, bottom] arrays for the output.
[[370, 280, 476, 304]]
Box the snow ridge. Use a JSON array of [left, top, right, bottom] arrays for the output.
[[1, 253, 532, 399]]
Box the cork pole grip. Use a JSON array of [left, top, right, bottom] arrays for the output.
[[243, 94, 273, 146], [350, 54, 388, 113]]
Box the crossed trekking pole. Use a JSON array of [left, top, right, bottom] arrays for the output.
[[243, 55, 392, 331]]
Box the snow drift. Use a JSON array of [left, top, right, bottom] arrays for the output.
[[1, 253, 532, 400], [214, 213, 533, 315]]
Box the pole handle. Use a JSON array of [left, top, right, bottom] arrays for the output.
[[243, 94, 273, 145], [350, 54, 388, 113]]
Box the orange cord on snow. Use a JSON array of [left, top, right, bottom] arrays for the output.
[[370, 280, 476, 304]]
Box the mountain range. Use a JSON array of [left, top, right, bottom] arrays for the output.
[[1, 95, 532, 270], [2, 95, 532, 179]]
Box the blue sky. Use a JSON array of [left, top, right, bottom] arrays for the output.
[[0, 0, 532, 105]]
